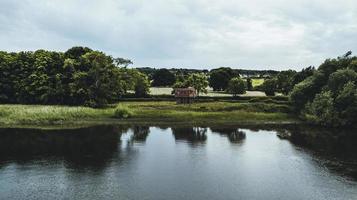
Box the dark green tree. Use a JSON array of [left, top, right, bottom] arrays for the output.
[[227, 77, 246, 97], [134, 73, 150, 97], [187, 73, 209, 96], [209, 67, 237, 91], [261, 78, 277, 96], [64, 46, 92, 59], [0, 47, 143, 107], [276, 70, 297, 95], [327, 69, 357, 96], [151, 68, 176, 86], [304, 91, 336, 126], [246, 78, 253, 91]]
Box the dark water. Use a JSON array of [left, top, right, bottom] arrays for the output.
[[0, 125, 356, 200]]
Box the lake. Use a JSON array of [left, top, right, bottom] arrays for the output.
[[0, 125, 356, 200]]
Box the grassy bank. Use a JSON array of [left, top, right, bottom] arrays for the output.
[[0, 101, 300, 128]]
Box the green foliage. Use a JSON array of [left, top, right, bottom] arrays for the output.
[[304, 91, 336, 126], [0, 47, 149, 107], [113, 104, 133, 119], [348, 60, 357, 72], [64, 46, 92, 59], [187, 73, 209, 96], [290, 52, 357, 126], [227, 77, 246, 97], [276, 70, 297, 95], [327, 69, 357, 96], [291, 66, 315, 86], [334, 82, 357, 126], [172, 80, 189, 89], [134, 73, 150, 97], [246, 78, 253, 90], [152, 68, 176, 86], [264, 67, 314, 96], [261, 78, 277, 96], [172, 73, 208, 96], [209, 67, 238, 91], [290, 72, 325, 111]]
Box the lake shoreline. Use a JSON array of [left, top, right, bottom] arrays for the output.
[[0, 100, 301, 130], [0, 118, 302, 130]]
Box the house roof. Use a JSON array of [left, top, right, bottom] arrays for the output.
[[174, 87, 196, 97]]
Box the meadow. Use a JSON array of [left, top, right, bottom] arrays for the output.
[[0, 99, 298, 128], [250, 78, 265, 87]]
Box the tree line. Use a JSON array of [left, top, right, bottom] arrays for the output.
[[143, 66, 314, 97], [1, 46, 356, 126], [290, 52, 357, 127], [0, 47, 150, 107]]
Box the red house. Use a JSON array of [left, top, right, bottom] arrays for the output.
[[174, 87, 197, 104]]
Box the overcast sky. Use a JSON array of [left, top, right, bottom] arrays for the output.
[[1, 0, 357, 70]]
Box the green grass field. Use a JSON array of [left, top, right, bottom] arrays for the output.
[[149, 87, 266, 97], [251, 78, 264, 87], [0, 100, 298, 128]]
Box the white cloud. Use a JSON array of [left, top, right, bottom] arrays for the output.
[[0, 0, 357, 70]]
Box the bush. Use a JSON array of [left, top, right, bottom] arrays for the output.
[[261, 79, 277, 96], [304, 91, 337, 126], [113, 104, 133, 119]]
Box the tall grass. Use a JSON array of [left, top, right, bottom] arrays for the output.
[[0, 101, 298, 126], [0, 105, 113, 125], [113, 104, 133, 119]]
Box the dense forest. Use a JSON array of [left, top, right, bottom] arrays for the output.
[[0, 47, 150, 107]]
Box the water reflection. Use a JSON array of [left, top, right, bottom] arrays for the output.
[[285, 126, 357, 179], [130, 126, 150, 143], [211, 127, 246, 143], [171, 127, 207, 144], [0, 125, 356, 200], [0, 126, 124, 170]]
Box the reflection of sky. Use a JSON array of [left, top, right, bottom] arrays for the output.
[[0, 127, 356, 199]]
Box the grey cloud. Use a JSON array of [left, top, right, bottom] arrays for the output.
[[0, 0, 356, 70]]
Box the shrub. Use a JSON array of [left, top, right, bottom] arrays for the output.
[[114, 104, 133, 119], [304, 91, 337, 126], [261, 79, 277, 96]]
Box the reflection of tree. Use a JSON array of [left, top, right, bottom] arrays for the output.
[[284, 126, 357, 180], [287, 126, 357, 157], [131, 126, 150, 143], [0, 125, 123, 171], [228, 130, 246, 143], [172, 127, 207, 144], [210, 128, 246, 143]]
